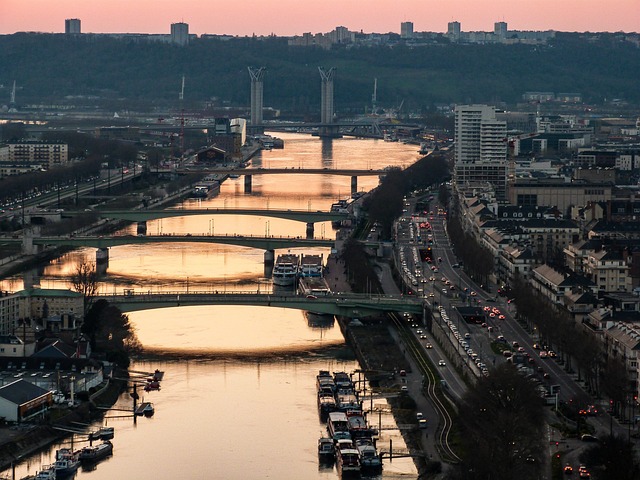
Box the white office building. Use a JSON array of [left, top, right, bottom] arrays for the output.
[[454, 104, 508, 200]]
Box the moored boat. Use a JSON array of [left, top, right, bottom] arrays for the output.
[[355, 438, 382, 473], [317, 393, 337, 422], [89, 426, 114, 441], [327, 411, 351, 441], [272, 254, 299, 286], [79, 441, 113, 463], [135, 401, 154, 417], [53, 448, 80, 478], [317, 437, 335, 463], [335, 439, 361, 476], [33, 465, 56, 480]]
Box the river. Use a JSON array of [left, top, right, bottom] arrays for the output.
[[1, 133, 420, 479]]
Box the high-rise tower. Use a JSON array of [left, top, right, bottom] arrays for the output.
[[454, 104, 508, 200], [171, 22, 189, 46], [248, 67, 266, 126], [65, 19, 81, 34]]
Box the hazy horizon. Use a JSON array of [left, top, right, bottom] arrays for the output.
[[2, 0, 639, 36]]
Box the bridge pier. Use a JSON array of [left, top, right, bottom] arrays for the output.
[[264, 249, 275, 266], [136, 221, 147, 235], [22, 228, 36, 255], [96, 247, 109, 274], [244, 175, 252, 193], [306, 222, 314, 239], [351, 176, 358, 196]]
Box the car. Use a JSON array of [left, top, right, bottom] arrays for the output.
[[428, 293, 435, 298], [416, 330, 423, 334], [416, 412, 423, 419], [399, 369, 407, 377], [420, 334, 427, 339], [564, 464, 573, 475], [425, 342, 433, 349], [400, 385, 409, 392], [581, 434, 598, 442], [418, 418, 428, 429], [438, 360, 446, 366], [470, 291, 477, 296]]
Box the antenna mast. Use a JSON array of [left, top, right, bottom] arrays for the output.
[[371, 78, 377, 115]]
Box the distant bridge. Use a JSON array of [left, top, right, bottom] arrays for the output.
[[98, 291, 425, 317], [67, 207, 349, 223]]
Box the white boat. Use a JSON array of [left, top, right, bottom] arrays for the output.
[[272, 254, 299, 286], [79, 441, 113, 463], [327, 411, 351, 441], [53, 448, 80, 478], [34, 465, 56, 480], [299, 254, 324, 277]]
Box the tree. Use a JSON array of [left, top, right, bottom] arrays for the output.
[[451, 364, 546, 480], [70, 260, 99, 316], [579, 434, 640, 480]]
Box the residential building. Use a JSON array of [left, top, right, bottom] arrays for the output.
[[585, 250, 632, 293], [0, 140, 69, 171], [401, 22, 414, 39], [494, 22, 508, 39], [0, 335, 35, 357], [454, 105, 508, 200], [65, 18, 81, 35], [531, 264, 596, 305], [170, 22, 189, 46]]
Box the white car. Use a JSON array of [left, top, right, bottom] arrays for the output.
[[438, 360, 446, 366]]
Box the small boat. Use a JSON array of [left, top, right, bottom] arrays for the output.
[[79, 441, 113, 463], [355, 438, 382, 473], [34, 465, 56, 480], [335, 439, 361, 475], [317, 437, 335, 463], [53, 448, 80, 478], [89, 426, 114, 441], [152, 369, 164, 381], [135, 401, 154, 417], [144, 379, 161, 391]]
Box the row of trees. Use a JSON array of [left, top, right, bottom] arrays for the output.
[[509, 275, 630, 413], [445, 199, 495, 286]]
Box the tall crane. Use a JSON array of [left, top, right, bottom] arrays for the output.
[[179, 75, 185, 158]]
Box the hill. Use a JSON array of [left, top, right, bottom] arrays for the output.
[[0, 32, 639, 116]]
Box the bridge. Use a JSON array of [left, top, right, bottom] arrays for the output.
[[64, 207, 350, 238], [1, 233, 337, 265], [98, 291, 426, 317], [172, 167, 390, 195]]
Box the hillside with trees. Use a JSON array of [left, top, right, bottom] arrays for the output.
[[0, 33, 639, 115]]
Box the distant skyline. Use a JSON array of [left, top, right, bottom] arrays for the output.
[[2, 0, 639, 36]]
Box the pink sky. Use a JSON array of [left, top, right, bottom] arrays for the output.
[[1, 0, 638, 35]]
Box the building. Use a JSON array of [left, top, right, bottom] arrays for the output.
[[400, 22, 414, 39], [494, 22, 508, 39], [170, 22, 189, 46], [65, 18, 81, 34], [447, 21, 461, 38], [531, 264, 597, 305], [0, 289, 83, 336], [454, 105, 508, 200], [0, 140, 69, 171], [0, 379, 52, 422]]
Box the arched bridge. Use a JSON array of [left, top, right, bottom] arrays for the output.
[[98, 291, 425, 317], [69, 208, 349, 224]]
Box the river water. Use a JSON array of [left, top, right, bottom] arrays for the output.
[[1, 133, 420, 479]]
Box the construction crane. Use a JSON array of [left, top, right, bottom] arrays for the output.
[[179, 75, 185, 158]]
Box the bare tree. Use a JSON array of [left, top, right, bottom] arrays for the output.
[[70, 260, 99, 316]]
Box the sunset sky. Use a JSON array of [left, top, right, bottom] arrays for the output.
[[1, 0, 638, 36]]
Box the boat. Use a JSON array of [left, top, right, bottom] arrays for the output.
[[335, 391, 360, 413], [89, 426, 114, 441], [190, 179, 220, 198], [418, 142, 430, 155], [346, 410, 370, 439], [144, 378, 161, 391], [335, 439, 361, 475], [316, 371, 336, 394], [152, 369, 164, 381], [355, 438, 382, 473], [327, 411, 351, 441], [299, 254, 324, 277], [317, 393, 337, 422], [33, 465, 56, 480], [79, 441, 113, 463], [53, 448, 80, 478], [135, 401, 154, 417], [272, 254, 299, 286], [333, 372, 354, 391], [317, 437, 335, 463]]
